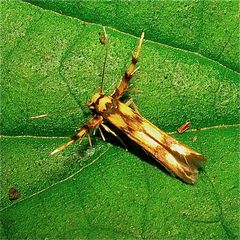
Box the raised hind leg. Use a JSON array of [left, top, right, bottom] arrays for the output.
[[111, 32, 144, 99]]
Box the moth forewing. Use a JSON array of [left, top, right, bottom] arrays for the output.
[[93, 95, 205, 183]]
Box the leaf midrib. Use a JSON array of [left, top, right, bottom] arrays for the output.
[[1, 124, 239, 139]]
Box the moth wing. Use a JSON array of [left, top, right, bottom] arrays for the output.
[[105, 100, 205, 183], [151, 143, 205, 184], [138, 120, 206, 183]]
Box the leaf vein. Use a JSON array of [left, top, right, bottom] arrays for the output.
[[0, 145, 112, 212]]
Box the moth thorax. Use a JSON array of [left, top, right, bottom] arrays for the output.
[[91, 93, 102, 104], [96, 95, 113, 113], [88, 93, 113, 113], [88, 92, 102, 111]]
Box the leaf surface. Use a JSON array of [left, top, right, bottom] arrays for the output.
[[25, 0, 239, 72], [1, 1, 239, 239]]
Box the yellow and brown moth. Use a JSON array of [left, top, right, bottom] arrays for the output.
[[48, 31, 205, 184]]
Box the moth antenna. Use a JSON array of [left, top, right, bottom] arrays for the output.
[[99, 26, 109, 94], [31, 114, 48, 119], [30, 106, 80, 119]]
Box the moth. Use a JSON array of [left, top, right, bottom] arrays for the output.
[[43, 31, 206, 184]]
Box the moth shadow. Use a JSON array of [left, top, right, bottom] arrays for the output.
[[98, 124, 170, 176]]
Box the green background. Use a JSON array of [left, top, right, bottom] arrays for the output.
[[1, 0, 239, 239]]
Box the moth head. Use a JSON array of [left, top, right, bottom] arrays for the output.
[[88, 92, 104, 110]]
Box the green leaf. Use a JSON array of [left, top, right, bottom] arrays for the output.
[[1, 1, 239, 239], [24, 0, 239, 72]]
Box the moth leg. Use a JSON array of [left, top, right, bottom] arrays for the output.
[[92, 123, 106, 141], [111, 32, 144, 99], [51, 115, 103, 155], [87, 133, 92, 147], [101, 123, 127, 151], [125, 98, 140, 114], [98, 126, 106, 141]]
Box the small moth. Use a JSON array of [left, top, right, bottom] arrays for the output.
[[49, 31, 206, 184]]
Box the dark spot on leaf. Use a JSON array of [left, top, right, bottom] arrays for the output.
[[8, 187, 21, 201]]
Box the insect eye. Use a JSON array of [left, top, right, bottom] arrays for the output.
[[87, 102, 95, 110]]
